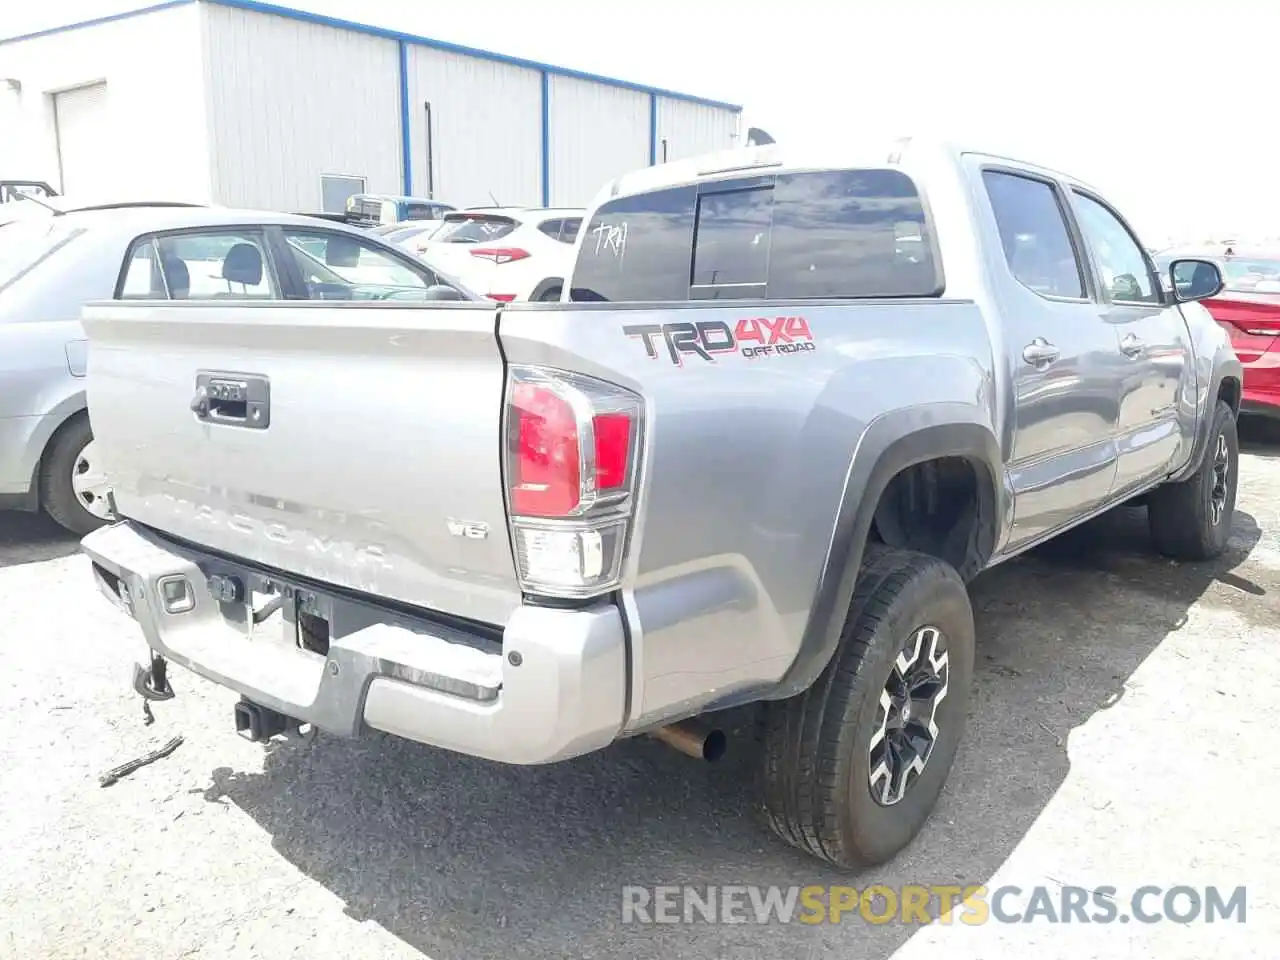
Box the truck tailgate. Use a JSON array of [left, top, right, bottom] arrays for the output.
[[80, 301, 521, 626]]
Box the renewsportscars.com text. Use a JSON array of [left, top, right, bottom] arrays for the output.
[[621, 884, 1247, 926]]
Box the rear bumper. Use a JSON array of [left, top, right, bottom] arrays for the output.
[[81, 521, 628, 764]]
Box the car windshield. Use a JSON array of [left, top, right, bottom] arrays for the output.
[[0, 217, 86, 293], [1221, 257, 1280, 292]]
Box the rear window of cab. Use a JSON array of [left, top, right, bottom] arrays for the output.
[[569, 168, 942, 302]]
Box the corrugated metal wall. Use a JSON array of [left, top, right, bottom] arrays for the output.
[[200, 3, 401, 210], [0, 4, 210, 201], [547, 76, 649, 208], [404, 46, 542, 209], [655, 98, 740, 165]]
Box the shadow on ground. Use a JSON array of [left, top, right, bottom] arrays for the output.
[[0, 511, 80, 569], [197, 507, 1263, 960], [1240, 415, 1280, 458]]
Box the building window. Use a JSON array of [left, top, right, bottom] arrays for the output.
[[320, 174, 366, 215]]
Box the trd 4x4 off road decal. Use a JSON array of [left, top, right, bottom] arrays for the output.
[[623, 317, 815, 365]]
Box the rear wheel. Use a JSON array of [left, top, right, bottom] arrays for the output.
[[758, 546, 975, 868], [39, 415, 111, 536], [1148, 400, 1238, 561]]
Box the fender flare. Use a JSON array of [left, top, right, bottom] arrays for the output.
[[1171, 355, 1243, 484], [770, 408, 1003, 699]]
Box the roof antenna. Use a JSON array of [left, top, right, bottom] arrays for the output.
[[745, 127, 775, 146], [488, 191, 500, 207]]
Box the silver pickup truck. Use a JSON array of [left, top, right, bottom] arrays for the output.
[[80, 138, 1242, 870]]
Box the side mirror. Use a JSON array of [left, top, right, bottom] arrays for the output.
[[325, 237, 362, 268], [424, 284, 466, 301], [1169, 258, 1224, 303]]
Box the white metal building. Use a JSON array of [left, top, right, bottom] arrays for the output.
[[0, 0, 742, 211]]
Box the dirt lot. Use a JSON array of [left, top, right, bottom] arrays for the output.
[[2, 430, 1278, 960]]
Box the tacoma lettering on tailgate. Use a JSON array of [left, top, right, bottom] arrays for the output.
[[623, 317, 815, 365]]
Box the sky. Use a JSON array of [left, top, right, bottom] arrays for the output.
[[5, 0, 1277, 247]]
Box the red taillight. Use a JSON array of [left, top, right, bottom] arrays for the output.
[[1204, 297, 1280, 337], [504, 366, 643, 598], [470, 247, 530, 264], [510, 383, 582, 517], [592, 413, 632, 491], [487, 293, 517, 302]]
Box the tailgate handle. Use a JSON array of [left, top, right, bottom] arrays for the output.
[[193, 372, 271, 429]]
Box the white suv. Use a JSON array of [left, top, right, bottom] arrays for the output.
[[411, 207, 583, 302]]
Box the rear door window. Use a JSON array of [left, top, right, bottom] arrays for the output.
[[571, 169, 942, 302], [117, 230, 278, 300], [982, 171, 1086, 300]]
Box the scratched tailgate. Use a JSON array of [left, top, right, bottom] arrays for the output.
[[80, 300, 521, 626]]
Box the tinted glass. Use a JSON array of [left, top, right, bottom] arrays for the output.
[[537, 219, 564, 240], [691, 186, 772, 293], [433, 215, 517, 244], [983, 171, 1085, 299], [570, 185, 697, 301], [768, 169, 941, 299], [561, 217, 582, 242], [1071, 192, 1158, 303]]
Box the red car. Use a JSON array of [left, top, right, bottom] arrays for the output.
[[1155, 245, 1280, 418]]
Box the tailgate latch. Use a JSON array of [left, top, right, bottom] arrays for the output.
[[192, 371, 271, 429]]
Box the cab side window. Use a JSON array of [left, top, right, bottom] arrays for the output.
[[982, 170, 1086, 300], [1071, 192, 1160, 304]]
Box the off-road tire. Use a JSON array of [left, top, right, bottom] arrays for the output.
[[759, 546, 975, 869], [1148, 400, 1239, 561], [39, 414, 107, 536]]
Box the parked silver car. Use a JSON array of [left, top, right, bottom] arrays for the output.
[[0, 202, 478, 534]]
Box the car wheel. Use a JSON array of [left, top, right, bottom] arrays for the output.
[[39, 414, 111, 536], [758, 545, 975, 868], [1148, 399, 1239, 561]]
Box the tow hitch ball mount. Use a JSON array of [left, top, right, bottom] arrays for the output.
[[133, 652, 175, 702]]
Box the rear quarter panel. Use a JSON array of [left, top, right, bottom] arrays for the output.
[[499, 298, 997, 731], [0, 320, 88, 496]]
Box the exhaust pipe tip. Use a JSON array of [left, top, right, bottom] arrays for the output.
[[651, 721, 728, 762]]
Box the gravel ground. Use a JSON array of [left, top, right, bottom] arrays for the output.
[[2, 429, 1278, 960]]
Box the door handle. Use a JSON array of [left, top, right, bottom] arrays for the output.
[[1022, 337, 1060, 366], [1119, 333, 1145, 357]]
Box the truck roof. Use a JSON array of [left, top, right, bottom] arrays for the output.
[[594, 136, 1102, 207]]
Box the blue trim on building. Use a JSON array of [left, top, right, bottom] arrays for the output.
[[0, 0, 743, 112], [540, 72, 551, 207], [648, 93, 658, 166], [0, 0, 194, 45], [397, 39, 412, 196]]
